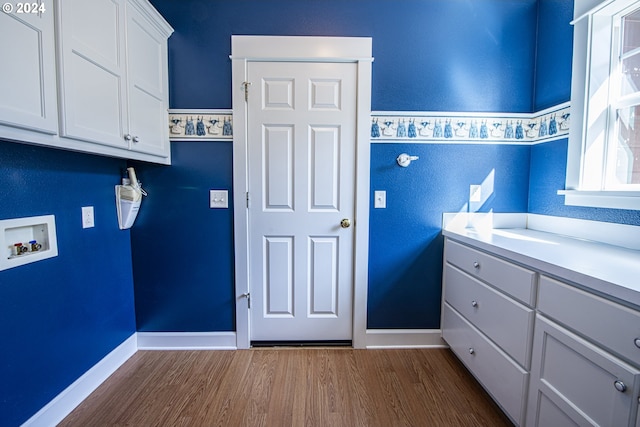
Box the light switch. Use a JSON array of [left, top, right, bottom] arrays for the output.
[[210, 190, 229, 208], [374, 190, 386, 208]]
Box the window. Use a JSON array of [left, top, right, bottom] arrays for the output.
[[610, 7, 640, 188], [563, 0, 640, 210]]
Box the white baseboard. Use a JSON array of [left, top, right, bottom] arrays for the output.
[[365, 329, 447, 349], [21, 334, 137, 427], [136, 331, 237, 350]]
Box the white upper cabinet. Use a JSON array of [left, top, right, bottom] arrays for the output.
[[56, 0, 128, 148], [56, 0, 173, 161], [0, 0, 173, 164], [125, 0, 171, 157], [0, 4, 58, 135]]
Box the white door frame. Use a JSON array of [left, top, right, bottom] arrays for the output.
[[231, 36, 372, 349]]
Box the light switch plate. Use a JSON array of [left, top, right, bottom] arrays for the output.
[[210, 190, 229, 208], [374, 190, 386, 208]]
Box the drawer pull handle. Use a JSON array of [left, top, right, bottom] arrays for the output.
[[473, 261, 480, 269], [614, 380, 627, 393], [634, 337, 640, 349], [471, 300, 478, 308], [468, 348, 475, 355]]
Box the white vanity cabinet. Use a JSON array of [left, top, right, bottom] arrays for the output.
[[442, 226, 640, 427], [526, 276, 640, 427], [442, 239, 536, 426], [56, 0, 173, 162], [0, 4, 58, 136]]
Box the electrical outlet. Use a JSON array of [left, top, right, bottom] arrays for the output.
[[470, 185, 482, 203], [210, 190, 229, 209], [82, 206, 95, 228], [374, 190, 386, 208]]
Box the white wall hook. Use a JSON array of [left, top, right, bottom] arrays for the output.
[[397, 153, 419, 167]]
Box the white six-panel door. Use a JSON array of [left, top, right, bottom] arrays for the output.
[[248, 61, 357, 341]]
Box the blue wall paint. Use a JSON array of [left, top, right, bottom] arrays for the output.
[[368, 143, 531, 328], [0, 140, 136, 426], [152, 0, 538, 113], [533, 0, 574, 111], [130, 142, 235, 331]]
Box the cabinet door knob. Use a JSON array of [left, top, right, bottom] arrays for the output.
[[132, 136, 140, 143], [473, 261, 480, 269], [614, 380, 627, 393], [124, 134, 132, 141], [471, 300, 478, 308], [468, 348, 475, 355], [634, 337, 640, 349]]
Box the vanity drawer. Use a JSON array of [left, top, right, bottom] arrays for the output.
[[445, 239, 537, 306], [538, 275, 640, 366], [444, 264, 535, 369], [443, 303, 529, 426]]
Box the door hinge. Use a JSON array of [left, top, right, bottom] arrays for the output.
[[242, 81, 251, 102], [241, 292, 251, 309]]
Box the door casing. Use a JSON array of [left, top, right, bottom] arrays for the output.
[[231, 36, 372, 349]]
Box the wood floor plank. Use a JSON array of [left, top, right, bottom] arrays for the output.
[[58, 348, 513, 427]]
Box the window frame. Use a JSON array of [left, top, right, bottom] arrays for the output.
[[562, 0, 640, 210]]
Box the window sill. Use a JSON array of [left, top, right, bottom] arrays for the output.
[[558, 190, 640, 210]]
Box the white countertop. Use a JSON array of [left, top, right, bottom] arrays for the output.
[[442, 213, 640, 309]]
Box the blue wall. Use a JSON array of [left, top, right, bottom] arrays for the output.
[[533, 0, 574, 111], [130, 142, 235, 332], [528, 0, 640, 225], [133, 0, 538, 331], [0, 140, 136, 426], [155, 0, 537, 112], [368, 143, 530, 328]]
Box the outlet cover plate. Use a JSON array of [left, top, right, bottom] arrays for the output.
[[82, 206, 95, 228], [470, 185, 482, 203]]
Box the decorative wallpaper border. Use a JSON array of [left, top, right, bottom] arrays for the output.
[[167, 103, 570, 144], [370, 102, 570, 144], [168, 109, 233, 140]]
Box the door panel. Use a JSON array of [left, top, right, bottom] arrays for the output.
[[309, 236, 339, 316], [264, 236, 294, 316], [249, 61, 356, 341], [0, 9, 58, 134], [58, 0, 127, 146], [310, 126, 340, 210], [263, 125, 294, 211]]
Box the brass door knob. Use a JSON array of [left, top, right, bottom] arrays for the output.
[[340, 218, 351, 228]]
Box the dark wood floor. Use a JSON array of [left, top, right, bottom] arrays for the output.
[[59, 348, 513, 427]]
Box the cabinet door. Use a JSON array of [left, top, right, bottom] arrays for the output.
[[0, 5, 57, 134], [57, 0, 129, 148], [125, 0, 169, 157], [527, 315, 640, 427]]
